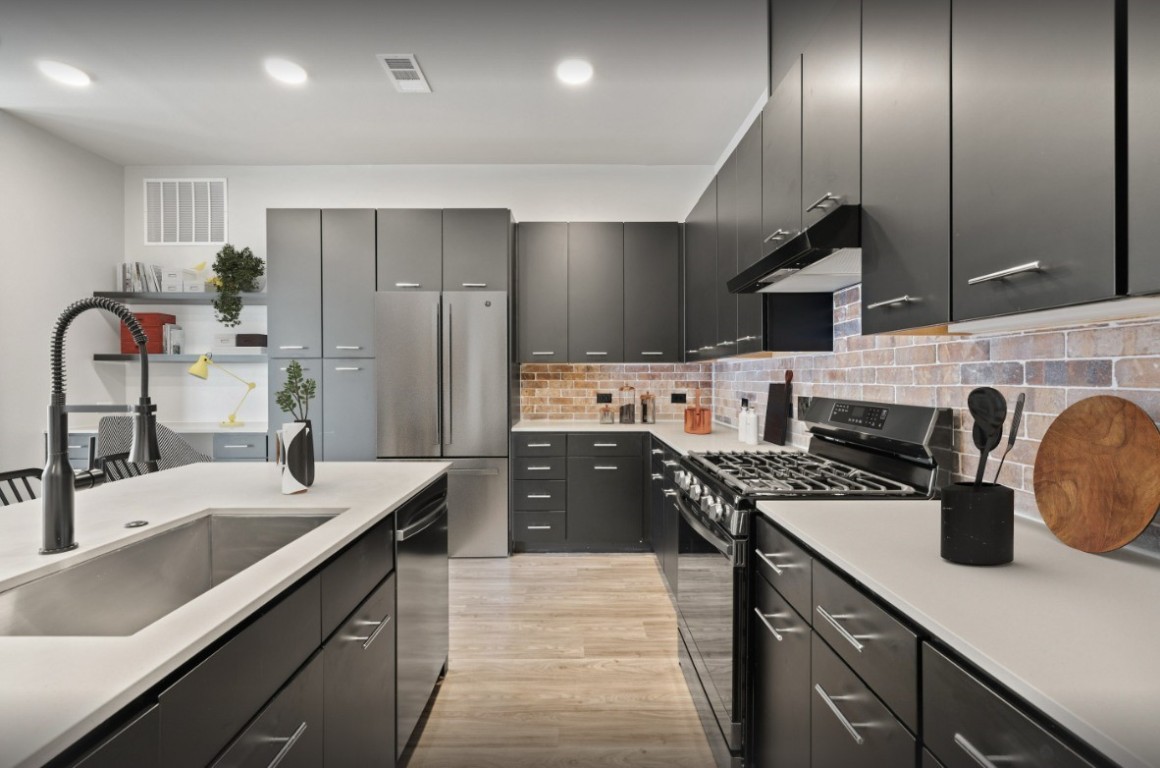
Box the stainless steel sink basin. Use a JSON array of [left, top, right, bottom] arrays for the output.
[[0, 509, 342, 636]]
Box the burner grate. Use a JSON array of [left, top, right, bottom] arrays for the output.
[[692, 451, 918, 497]]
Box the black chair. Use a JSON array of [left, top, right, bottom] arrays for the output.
[[0, 468, 42, 506], [96, 452, 153, 482], [94, 416, 211, 482]]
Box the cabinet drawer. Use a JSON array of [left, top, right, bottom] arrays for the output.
[[812, 559, 918, 732], [213, 433, 267, 461], [211, 652, 324, 768], [513, 456, 566, 480], [513, 432, 566, 457], [752, 575, 811, 768], [923, 643, 1096, 768], [74, 705, 158, 768], [754, 517, 812, 619], [159, 577, 321, 768], [320, 516, 395, 640], [567, 433, 644, 457], [513, 480, 566, 511], [812, 633, 915, 768], [513, 511, 566, 545]]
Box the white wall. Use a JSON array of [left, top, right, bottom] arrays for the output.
[[0, 110, 125, 469], [120, 162, 714, 425]]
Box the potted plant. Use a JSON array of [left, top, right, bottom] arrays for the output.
[[274, 360, 317, 490], [211, 244, 265, 327]]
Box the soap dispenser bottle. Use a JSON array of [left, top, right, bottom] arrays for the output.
[[740, 398, 759, 445]]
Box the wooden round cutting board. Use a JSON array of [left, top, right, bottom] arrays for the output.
[[1034, 395, 1160, 553]]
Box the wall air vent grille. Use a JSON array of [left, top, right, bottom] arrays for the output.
[[144, 178, 227, 245], [377, 54, 432, 93]]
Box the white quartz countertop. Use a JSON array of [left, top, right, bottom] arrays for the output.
[[511, 419, 792, 455], [757, 498, 1160, 768], [0, 461, 449, 768]]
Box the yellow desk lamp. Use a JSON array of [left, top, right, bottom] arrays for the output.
[[187, 354, 256, 428]]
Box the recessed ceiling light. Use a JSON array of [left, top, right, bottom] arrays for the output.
[[264, 57, 308, 85], [556, 58, 594, 86], [37, 60, 91, 87]]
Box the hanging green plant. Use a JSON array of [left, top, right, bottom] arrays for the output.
[[211, 244, 265, 327]]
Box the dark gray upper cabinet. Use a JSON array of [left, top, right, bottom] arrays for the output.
[[567, 223, 625, 362], [801, 0, 862, 228], [1130, 0, 1160, 295], [442, 209, 510, 291], [376, 209, 442, 291], [322, 209, 375, 358], [624, 222, 680, 362], [762, 56, 804, 250], [716, 150, 739, 356], [517, 222, 569, 363], [736, 117, 764, 355], [770, 0, 838, 94], [861, 0, 951, 334], [685, 181, 718, 360], [267, 209, 322, 359], [951, 0, 1119, 321]]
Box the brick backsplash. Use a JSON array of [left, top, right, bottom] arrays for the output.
[[713, 285, 1160, 558], [519, 363, 713, 422]]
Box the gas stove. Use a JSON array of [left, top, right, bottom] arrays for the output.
[[687, 450, 918, 497]]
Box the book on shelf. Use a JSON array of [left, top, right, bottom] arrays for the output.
[[117, 262, 178, 294], [162, 324, 184, 355]]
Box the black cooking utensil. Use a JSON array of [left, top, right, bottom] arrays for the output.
[[992, 392, 1026, 484], [968, 387, 1008, 487]]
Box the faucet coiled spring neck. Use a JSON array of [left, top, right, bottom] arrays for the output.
[[51, 297, 149, 400]]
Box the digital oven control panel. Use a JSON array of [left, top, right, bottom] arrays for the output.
[[831, 402, 889, 430]]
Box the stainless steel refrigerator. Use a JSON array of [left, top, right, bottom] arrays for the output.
[[375, 290, 509, 557]]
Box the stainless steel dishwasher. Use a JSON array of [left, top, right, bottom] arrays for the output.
[[395, 476, 450, 759]]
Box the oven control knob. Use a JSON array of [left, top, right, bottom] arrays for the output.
[[676, 471, 690, 489], [720, 502, 736, 523], [688, 482, 702, 501]]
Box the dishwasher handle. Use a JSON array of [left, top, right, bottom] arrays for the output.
[[396, 500, 448, 542]]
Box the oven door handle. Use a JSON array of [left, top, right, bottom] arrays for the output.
[[676, 492, 742, 567]]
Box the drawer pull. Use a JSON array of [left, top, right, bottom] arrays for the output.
[[532, 351, 555, 356], [67, 444, 84, 450], [865, 295, 914, 311], [651, 473, 664, 480], [813, 684, 864, 746], [755, 549, 786, 576], [967, 260, 1044, 285], [267, 721, 309, 768], [651, 449, 664, 456], [594, 465, 619, 471], [641, 351, 664, 356], [763, 228, 792, 243], [526, 525, 553, 531], [816, 605, 865, 653], [593, 442, 618, 448], [278, 345, 306, 350], [806, 192, 841, 213], [351, 614, 392, 650], [222, 444, 253, 449], [462, 282, 488, 288], [662, 460, 679, 467], [586, 351, 608, 357], [737, 335, 759, 343], [717, 340, 734, 346], [753, 607, 786, 642], [526, 494, 553, 499], [395, 282, 421, 288], [335, 345, 362, 350], [526, 442, 553, 448], [663, 490, 678, 498], [334, 367, 362, 372], [954, 733, 1000, 768], [527, 466, 553, 471]]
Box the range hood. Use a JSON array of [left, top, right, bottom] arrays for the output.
[[728, 203, 862, 294]]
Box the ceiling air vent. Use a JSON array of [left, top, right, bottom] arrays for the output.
[[377, 54, 432, 93], [144, 178, 227, 245]]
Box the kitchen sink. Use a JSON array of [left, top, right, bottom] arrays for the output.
[[0, 509, 343, 636]]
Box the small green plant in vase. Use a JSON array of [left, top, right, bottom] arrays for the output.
[[211, 244, 265, 327], [275, 360, 317, 490], [275, 360, 317, 422]]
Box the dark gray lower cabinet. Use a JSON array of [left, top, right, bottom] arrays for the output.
[[566, 455, 643, 548], [811, 633, 915, 767], [322, 360, 376, 460], [750, 575, 810, 768], [211, 654, 324, 768], [324, 573, 396, 768], [648, 439, 678, 597], [73, 706, 158, 768]]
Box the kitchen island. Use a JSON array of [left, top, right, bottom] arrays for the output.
[[0, 461, 449, 768]]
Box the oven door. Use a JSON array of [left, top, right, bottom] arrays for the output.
[[675, 490, 747, 762]]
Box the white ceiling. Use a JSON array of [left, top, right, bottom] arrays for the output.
[[0, 0, 768, 166]]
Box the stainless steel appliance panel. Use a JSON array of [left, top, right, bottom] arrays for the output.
[[396, 491, 449, 757], [375, 291, 442, 458], [446, 458, 509, 558], [442, 291, 508, 457]]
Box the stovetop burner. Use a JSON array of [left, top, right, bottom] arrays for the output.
[[689, 450, 920, 497]]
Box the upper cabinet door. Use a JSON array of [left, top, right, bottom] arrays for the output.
[[736, 117, 764, 355], [685, 180, 718, 360], [267, 209, 322, 359], [517, 222, 569, 363], [568, 223, 625, 363], [770, 0, 838, 94], [376, 209, 442, 292], [624, 223, 680, 362], [1130, 0, 1160, 295], [442, 209, 511, 291], [763, 57, 804, 250], [861, 0, 951, 334], [716, 150, 739, 356], [951, 0, 1119, 321], [322, 209, 376, 357], [801, 0, 861, 229]]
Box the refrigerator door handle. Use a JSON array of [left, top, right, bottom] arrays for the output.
[[444, 301, 453, 446], [434, 300, 443, 449]]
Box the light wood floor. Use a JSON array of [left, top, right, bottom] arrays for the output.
[[405, 554, 716, 768]]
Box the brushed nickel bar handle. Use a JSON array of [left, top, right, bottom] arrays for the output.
[[865, 295, 914, 311], [806, 192, 840, 212], [526, 443, 553, 448], [717, 340, 734, 346], [586, 351, 608, 357], [350, 614, 392, 650], [755, 548, 785, 576], [462, 282, 488, 288], [763, 228, 792, 243], [816, 605, 865, 653], [278, 345, 306, 350], [737, 335, 759, 342], [641, 351, 664, 356], [651, 473, 664, 480], [334, 367, 362, 372], [527, 466, 553, 471], [753, 606, 785, 642], [651, 449, 664, 455], [814, 685, 864, 746], [532, 351, 555, 356], [222, 444, 253, 449], [526, 524, 553, 531], [954, 734, 1001, 768], [267, 722, 309, 768], [663, 490, 678, 498], [967, 261, 1044, 285], [593, 442, 618, 448], [395, 282, 421, 288], [526, 494, 553, 499], [594, 465, 619, 471], [335, 345, 362, 350], [662, 460, 679, 467]]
